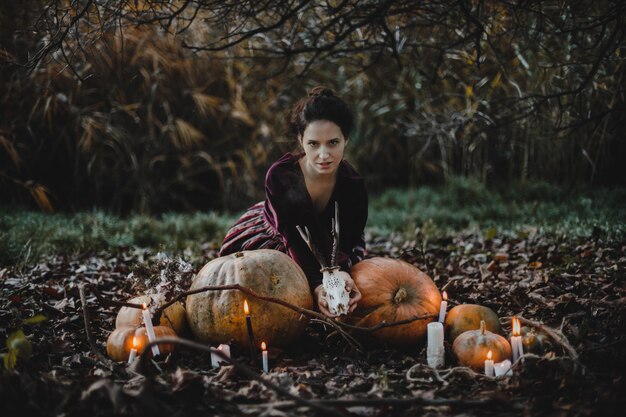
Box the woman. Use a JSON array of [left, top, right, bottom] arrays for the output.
[[219, 86, 368, 317]]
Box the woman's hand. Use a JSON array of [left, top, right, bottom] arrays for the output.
[[314, 271, 362, 317], [314, 284, 335, 317], [339, 271, 362, 314]]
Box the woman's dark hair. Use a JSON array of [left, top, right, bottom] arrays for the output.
[[289, 86, 353, 139]]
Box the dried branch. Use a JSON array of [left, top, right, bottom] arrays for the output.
[[137, 337, 349, 417], [331, 201, 340, 267], [242, 392, 520, 411], [26, 0, 95, 72], [87, 284, 145, 310], [79, 283, 110, 363], [511, 316, 581, 364], [338, 313, 438, 333], [156, 283, 361, 348], [296, 225, 328, 268]]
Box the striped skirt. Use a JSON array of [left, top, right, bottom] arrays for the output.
[[219, 202, 286, 256]]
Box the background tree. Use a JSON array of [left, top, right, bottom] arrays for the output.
[[1, 0, 624, 213]]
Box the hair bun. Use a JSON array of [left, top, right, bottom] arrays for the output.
[[308, 86, 335, 98]]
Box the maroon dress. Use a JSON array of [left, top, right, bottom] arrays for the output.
[[219, 152, 368, 288]]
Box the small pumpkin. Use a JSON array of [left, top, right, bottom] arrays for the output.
[[116, 294, 186, 335], [106, 325, 177, 362], [444, 304, 503, 343], [186, 250, 314, 348], [348, 257, 442, 347], [521, 326, 552, 354], [452, 320, 512, 370]]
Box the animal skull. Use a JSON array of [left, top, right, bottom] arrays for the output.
[[297, 201, 351, 316], [322, 266, 350, 316]]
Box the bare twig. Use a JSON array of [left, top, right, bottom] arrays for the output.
[[78, 283, 112, 364], [511, 316, 580, 363], [156, 283, 362, 349], [331, 201, 340, 267], [240, 393, 520, 411], [156, 283, 435, 343], [86, 284, 145, 310], [296, 225, 328, 268], [310, 318, 362, 348], [138, 337, 348, 417], [338, 313, 437, 332], [441, 276, 464, 292]]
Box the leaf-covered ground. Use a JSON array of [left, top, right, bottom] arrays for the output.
[[1, 231, 625, 416]]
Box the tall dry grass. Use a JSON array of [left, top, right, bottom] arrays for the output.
[[1, 25, 297, 213]]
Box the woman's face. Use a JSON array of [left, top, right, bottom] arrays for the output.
[[299, 120, 347, 177]]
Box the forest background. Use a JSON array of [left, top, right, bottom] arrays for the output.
[[1, 2, 625, 416], [2, 0, 624, 214]]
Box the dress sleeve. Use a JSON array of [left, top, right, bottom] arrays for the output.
[[337, 177, 368, 272]]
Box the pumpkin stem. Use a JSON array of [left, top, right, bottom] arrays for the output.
[[480, 320, 486, 335], [393, 288, 408, 304], [235, 252, 244, 258]]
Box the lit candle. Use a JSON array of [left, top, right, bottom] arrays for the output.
[[243, 300, 256, 360], [210, 343, 231, 368], [494, 359, 512, 377], [426, 321, 445, 368], [438, 291, 448, 323], [511, 317, 523, 362], [127, 336, 138, 364], [142, 303, 160, 356], [484, 350, 494, 377], [261, 341, 269, 373]]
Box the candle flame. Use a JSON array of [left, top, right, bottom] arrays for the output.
[[487, 350, 492, 360], [244, 300, 250, 315], [261, 341, 267, 350], [132, 336, 137, 348], [142, 303, 147, 309], [512, 317, 521, 335], [442, 291, 448, 301]]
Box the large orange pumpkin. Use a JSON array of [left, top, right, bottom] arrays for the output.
[[348, 257, 442, 347], [185, 250, 314, 348]]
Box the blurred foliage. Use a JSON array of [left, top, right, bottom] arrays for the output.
[[1, 22, 293, 213], [0, 1, 625, 213], [2, 330, 33, 370], [1, 183, 624, 268]]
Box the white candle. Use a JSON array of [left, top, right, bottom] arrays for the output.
[[511, 336, 522, 362], [438, 291, 448, 323], [142, 303, 160, 356], [210, 347, 219, 368], [484, 350, 494, 377], [494, 359, 512, 377], [261, 341, 269, 373], [219, 344, 231, 360], [211, 344, 231, 368], [511, 317, 523, 362], [127, 336, 138, 364], [427, 321, 444, 349], [426, 321, 445, 368]]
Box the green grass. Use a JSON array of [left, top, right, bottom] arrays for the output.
[[368, 178, 626, 241], [1, 179, 625, 268], [0, 210, 238, 268]]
